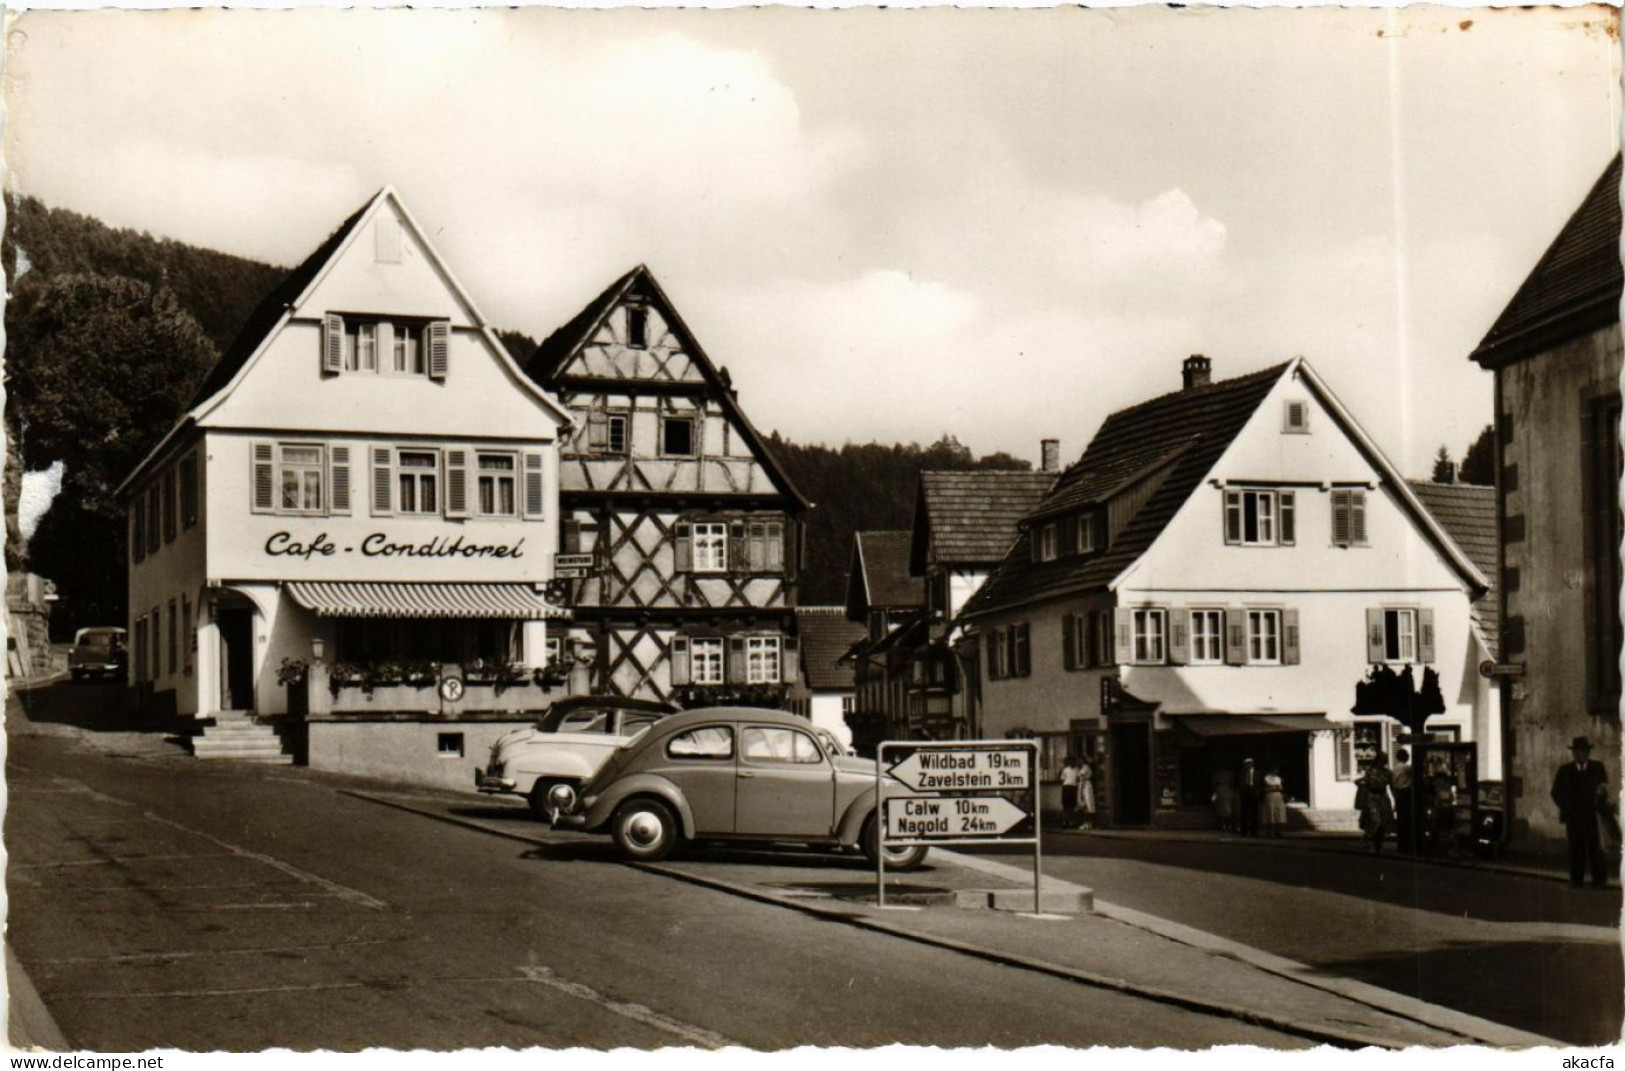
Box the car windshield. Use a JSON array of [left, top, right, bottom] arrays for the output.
[[557, 710, 612, 734], [77, 631, 121, 651]]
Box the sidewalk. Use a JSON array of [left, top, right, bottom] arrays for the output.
[[347, 785, 1560, 1050]]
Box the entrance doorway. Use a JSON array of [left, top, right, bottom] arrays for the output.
[[218, 606, 256, 712], [1112, 722, 1152, 824]]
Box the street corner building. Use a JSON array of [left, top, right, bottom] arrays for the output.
[[117, 188, 574, 785], [1469, 153, 1624, 853], [523, 265, 811, 707], [959, 355, 1500, 829]]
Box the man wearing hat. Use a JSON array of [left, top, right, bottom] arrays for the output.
[[1237, 759, 1261, 837], [1551, 736, 1611, 888]]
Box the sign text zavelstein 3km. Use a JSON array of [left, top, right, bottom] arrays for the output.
[[875, 739, 1041, 909]]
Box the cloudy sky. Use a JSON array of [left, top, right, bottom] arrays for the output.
[[4, 5, 1619, 475]]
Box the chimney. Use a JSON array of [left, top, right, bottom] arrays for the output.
[[1182, 354, 1212, 392], [1041, 439, 1060, 474]]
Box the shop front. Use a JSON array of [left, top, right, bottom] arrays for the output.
[[1145, 713, 1337, 830]]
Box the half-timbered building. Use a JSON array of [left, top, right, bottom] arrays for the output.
[[527, 266, 810, 705]]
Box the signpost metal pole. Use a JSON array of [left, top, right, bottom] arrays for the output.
[[876, 745, 886, 909]]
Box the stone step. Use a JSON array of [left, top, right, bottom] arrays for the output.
[[202, 725, 279, 738], [195, 752, 294, 764], [194, 735, 284, 751]]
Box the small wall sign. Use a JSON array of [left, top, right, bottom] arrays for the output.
[[439, 676, 465, 702]]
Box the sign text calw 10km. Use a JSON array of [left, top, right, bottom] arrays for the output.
[[874, 739, 1042, 909]]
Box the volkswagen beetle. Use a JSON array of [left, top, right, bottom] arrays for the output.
[[551, 706, 930, 871], [476, 695, 676, 819]]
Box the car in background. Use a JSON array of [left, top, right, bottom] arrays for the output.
[[476, 695, 677, 819], [69, 627, 127, 683], [550, 706, 930, 871]]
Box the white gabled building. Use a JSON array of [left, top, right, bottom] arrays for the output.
[[960, 356, 1497, 829], [118, 188, 573, 783]]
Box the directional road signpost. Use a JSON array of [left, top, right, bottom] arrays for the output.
[[875, 739, 1041, 910]]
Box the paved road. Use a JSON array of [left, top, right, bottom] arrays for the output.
[[5, 696, 1302, 1051], [975, 831, 1623, 1044]]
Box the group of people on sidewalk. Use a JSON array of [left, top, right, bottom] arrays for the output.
[[1211, 758, 1288, 837], [1356, 747, 1470, 855], [1059, 755, 1096, 829]]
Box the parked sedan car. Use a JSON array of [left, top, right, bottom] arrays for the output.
[[69, 627, 127, 683], [551, 706, 930, 871], [476, 695, 677, 818]]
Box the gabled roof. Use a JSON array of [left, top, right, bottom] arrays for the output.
[[1471, 153, 1622, 369], [962, 362, 1288, 619], [526, 264, 810, 511], [844, 530, 924, 619], [795, 607, 867, 691], [1408, 480, 1498, 652], [962, 359, 1490, 622], [909, 470, 1057, 574]]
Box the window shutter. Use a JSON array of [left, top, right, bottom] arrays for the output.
[[747, 521, 767, 573], [323, 314, 344, 374], [767, 521, 785, 573], [372, 447, 394, 516], [1113, 608, 1132, 665], [522, 451, 546, 520], [1224, 490, 1242, 545], [782, 636, 800, 684], [1169, 608, 1190, 665], [1015, 623, 1031, 677], [1366, 608, 1385, 664], [1418, 608, 1436, 664], [587, 410, 609, 451], [1062, 613, 1077, 670], [1283, 608, 1300, 665], [162, 471, 177, 543], [1279, 491, 1296, 545], [562, 518, 582, 554], [726, 636, 747, 684], [670, 637, 691, 687], [986, 631, 1001, 680], [675, 523, 693, 573], [729, 520, 748, 575], [330, 445, 351, 515], [1332, 491, 1351, 546], [1029, 529, 1041, 564], [1350, 491, 1367, 545], [428, 320, 450, 379], [1335, 729, 1353, 781], [131, 504, 145, 563], [251, 442, 275, 513], [444, 448, 469, 518], [1225, 608, 1247, 665]]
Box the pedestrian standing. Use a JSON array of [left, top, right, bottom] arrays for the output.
[[1078, 759, 1097, 830], [1262, 765, 1287, 837], [1391, 747, 1414, 853], [1357, 753, 1396, 853], [1237, 758, 1261, 837], [1211, 768, 1238, 833], [1059, 755, 1082, 830], [1551, 736, 1611, 889]]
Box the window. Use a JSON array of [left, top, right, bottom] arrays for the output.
[[607, 414, 628, 454], [162, 469, 177, 543], [1132, 609, 1166, 664], [476, 453, 517, 517], [397, 450, 439, 515], [326, 316, 440, 378], [1037, 523, 1059, 562], [544, 636, 564, 668], [692, 522, 728, 572], [1337, 721, 1388, 781], [437, 733, 464, 758], [667, 726, 734, 760], [1223, 489, 1293, 546], [746, 636, 782, 684], [1283, 400, 1310, 433], [167, 599, 178, 675], [691, 638, 724, 685], [841, 695, 855, 715], [1385, 609, 1415, 662], [627, 306, 649, 349], [151, 606, 162, 680], [1001, 623, 1031, 678], [1331, 489, 1368, 546], [182, 597, 193, 673], [741, 726, 823, 764], [146, 485, 160, 553], [131, 499, 147, 564], [988, 628, 1008, 679], [1074, 514, 1097, 554], [662, 417, 695, 457], [1247, 609, 1281, 665], [746, 519, 785, 573], [1189, 609, 1224, 664], [392, 323, 424, 375], [345, 322, 378, 372], [133, 618, 147, 684], [278, 444, 326, 513], [1063, 612, 1092, 670], [1367, 607, 1433, 664], [180, 454, 198, 529]]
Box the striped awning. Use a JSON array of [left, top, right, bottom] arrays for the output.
[[285, 582, 566, 620]]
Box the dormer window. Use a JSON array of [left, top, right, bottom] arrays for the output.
[[1284, 400, 1310, 434], [1074, 513, 1098, 554], [1037, 523, 1059, 562]]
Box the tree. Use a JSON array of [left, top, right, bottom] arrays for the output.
[[1458, 425, 1494, 486], [8, 273, 218, 632], [1430, 445, 1456, 484]]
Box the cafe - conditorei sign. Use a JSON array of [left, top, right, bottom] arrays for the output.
[[265, 531, 527, 561]]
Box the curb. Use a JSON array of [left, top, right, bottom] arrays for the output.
[[941, 848, 1563, 1049], [7, 941, 71, 1051], [1052, 827, 1574, 886], [343, 789, 1435, 1050]]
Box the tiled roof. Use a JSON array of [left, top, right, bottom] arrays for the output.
[[1472, 154, 1622, 369], [795, 607, 865, 691], [962, 363, 1290, 619], [183, 193, 376, 412], [911, 470, 1057, 572], [856, 530, 923, 609], [1408, 480, 1499, 653]]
